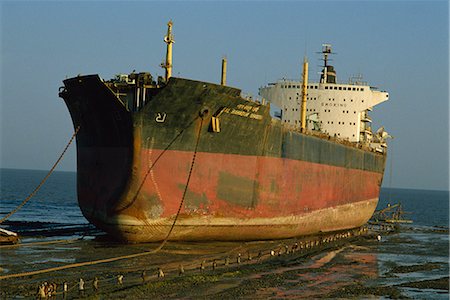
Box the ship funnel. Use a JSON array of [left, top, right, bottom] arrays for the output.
[[162, 20, 175, 82], [221, 57, 227, 86], [300, 57, 309, 132]]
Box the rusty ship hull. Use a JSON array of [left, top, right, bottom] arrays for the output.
[[59, 74, 385, 243]]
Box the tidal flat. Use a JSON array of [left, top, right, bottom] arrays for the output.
[[1, 225, 448, 299]]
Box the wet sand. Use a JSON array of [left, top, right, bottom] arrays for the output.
[[0, 225, 448, 299]]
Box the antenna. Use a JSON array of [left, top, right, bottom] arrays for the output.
[[318, 44, 337, 84], [321, 43, 333, 67]]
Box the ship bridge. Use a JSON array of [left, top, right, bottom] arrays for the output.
[[259, 45, 389, 146]]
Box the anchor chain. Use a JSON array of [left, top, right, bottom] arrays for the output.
[[0, 126, 80, 224], [158, 115, 204, 249]]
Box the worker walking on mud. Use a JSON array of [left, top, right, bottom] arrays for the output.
[[141, 270, 148, 283], [36, 283, 46, 299], [78, 278, 85, 297], [93, 277, 99, 293], [62, 282, 68, 300]]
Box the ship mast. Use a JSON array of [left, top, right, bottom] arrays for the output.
[[300, 57, 309, 132], [162, 20, 175, 82], [320, 44, 336, 84], [221, 57, 227, 86]]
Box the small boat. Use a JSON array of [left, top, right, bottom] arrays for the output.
[[0, 228, 19, 245]]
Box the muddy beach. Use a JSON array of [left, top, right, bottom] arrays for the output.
[[1, 224, 448, 299]]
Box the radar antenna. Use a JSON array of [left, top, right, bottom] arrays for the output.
[[318, 43, 337, 84], [321, 43, 333, 67]]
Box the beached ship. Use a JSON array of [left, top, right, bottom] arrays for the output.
[[59, 22, 389, 242]]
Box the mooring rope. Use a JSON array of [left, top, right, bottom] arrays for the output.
[[0, 116, 204, 280], [0, 238, 79, 249], [0, 126, 80, 224]]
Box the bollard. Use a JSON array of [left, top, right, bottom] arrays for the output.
[[158, 267, 165, 278], [212, 259, 217, 270], [237, 253, 241, 264], [117, 275, 124, 286], [179, 264, 185, 276]]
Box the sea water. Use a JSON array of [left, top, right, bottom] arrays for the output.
[[0, 168, 84, 226]]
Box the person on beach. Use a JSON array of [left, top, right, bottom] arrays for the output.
[[93, 277, 99, 293], [36, 283, 46, 299], [78, 278, 85, 297], [63, 282, 68, 300]]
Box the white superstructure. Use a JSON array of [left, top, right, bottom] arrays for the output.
[[259, 45, 389, 145]]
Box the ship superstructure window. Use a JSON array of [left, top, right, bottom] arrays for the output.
[[258, 45, 390, 144]]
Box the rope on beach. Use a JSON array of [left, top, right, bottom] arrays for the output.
[[0, 126, 80, 224], [0, 238, 79, 249], [0, 248, 162, 280], [0, 116, 205, 280]]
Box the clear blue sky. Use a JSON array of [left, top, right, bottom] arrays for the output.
[[1, 1, 448, 191]]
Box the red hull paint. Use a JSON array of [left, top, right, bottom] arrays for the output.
[[80, 149, 382, 241], [133, 149, 381, 217]]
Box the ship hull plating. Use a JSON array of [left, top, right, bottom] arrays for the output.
[[60, 75, 386, 242]]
